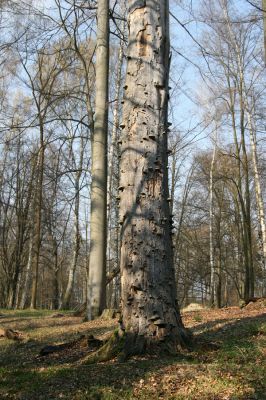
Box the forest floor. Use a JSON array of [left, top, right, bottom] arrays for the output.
[[0, 301, 265, 400]]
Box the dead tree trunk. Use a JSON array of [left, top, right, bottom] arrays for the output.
[[118, 0, 189, 355]]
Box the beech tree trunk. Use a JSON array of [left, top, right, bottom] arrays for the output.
[[87, 0, 109, 320], [119, 0, 188, 353]]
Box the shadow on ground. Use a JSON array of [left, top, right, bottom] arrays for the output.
[[0, 311, 265, 400]]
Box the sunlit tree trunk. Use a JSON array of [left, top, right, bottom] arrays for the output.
[[87, 0, 109, 320], [119, 0, 188, 354], [247, 109, 266, 287], [215, 193, 223, 308]]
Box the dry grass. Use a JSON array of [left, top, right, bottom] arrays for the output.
[[0, 303, 265, 400]]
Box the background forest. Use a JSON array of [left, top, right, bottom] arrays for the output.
[[0, 0, 265, 311]]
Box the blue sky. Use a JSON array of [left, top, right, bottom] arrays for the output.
[[168, 0, 264, 151]]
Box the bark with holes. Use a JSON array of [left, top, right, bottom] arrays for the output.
[[118, 0, 189, 355]]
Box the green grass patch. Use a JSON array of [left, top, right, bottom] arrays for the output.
[[0, 308, 71, 319], [193, 312, 203, 322]]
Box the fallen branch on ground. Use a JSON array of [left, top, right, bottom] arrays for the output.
[[0, 327, 25, 341], [39, 334, 103, 357]]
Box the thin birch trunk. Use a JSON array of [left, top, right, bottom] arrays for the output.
[[87, 0, 109, 320], [209, 135, 217, 307], [215, 196, 223, 308], [223, 0, 254, 301], [246, 110, 266, 279]]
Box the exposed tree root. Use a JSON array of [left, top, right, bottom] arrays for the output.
[[84, 330, 125, 364], [39, 335, 103, 357], [84, 326, 192, 364]]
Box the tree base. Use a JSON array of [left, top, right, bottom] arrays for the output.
[[100, 308, 121, 320], [84, 326, 192, 364]]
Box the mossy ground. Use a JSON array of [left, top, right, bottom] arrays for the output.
[[0, 303, 265, 400]]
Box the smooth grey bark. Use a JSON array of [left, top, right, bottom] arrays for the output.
[[87, 0, 109, 320], [118, 0, 188, 353]]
